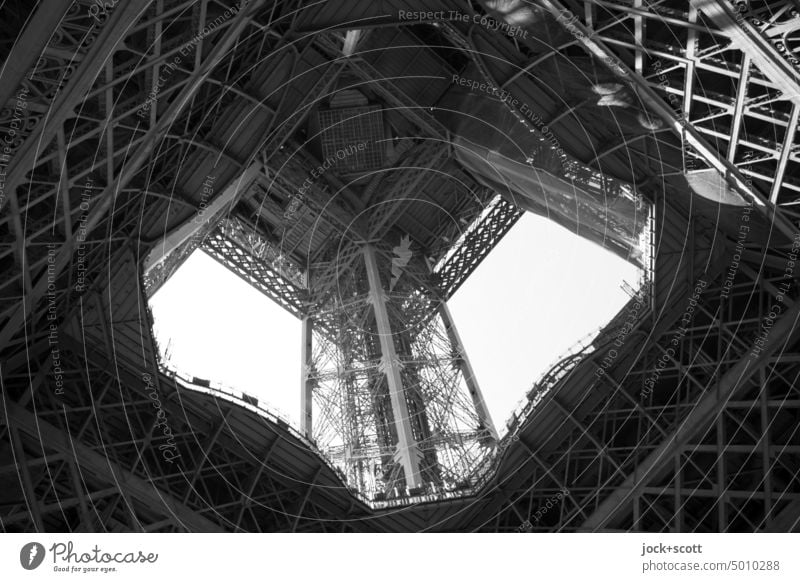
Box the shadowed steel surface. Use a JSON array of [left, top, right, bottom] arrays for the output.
[[0, 0, 798, 532]]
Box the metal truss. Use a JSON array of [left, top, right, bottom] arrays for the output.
[[1, 344, 221, 532], [1, 344, 388, 533], [141, 24, 526, 318], [0, 257, 384, 533], [0, 1, 387, 532], [4, 0, 800, 534], [583, 263, 800, 531], [307, 240, 496, 499], [434, 194, 524, 297], [0, 0, 298, 359], [306, 139, 452, 307], [0, 0, 370, 360], [202, 216, 307, 317], [526, 0, 800, 214], [5, 199, 798, 532], [450, 234, 800, 532]]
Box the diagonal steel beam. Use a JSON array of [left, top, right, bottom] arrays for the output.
[[694, 0, 800, 108], [0, 0, 270, 352], [1, 0, 153, 213], [2, 401, 222, 532], [292, 466, 322, 532], [0, 0, 75, 114], [581, 298, 800, 531], [182, 409, 232, 503], [762, 499, 800, 532], [502, 0, 798, 240], [143, 162, 264, 272]]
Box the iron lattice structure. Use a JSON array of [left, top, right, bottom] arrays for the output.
[[307, 241, 495, 498], [454, 235, 800, 533], [1, 0, 799, 533]]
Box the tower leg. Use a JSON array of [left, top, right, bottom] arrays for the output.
[[363, 244, 422, 487], [439, 302, 499, 442], [300, 316, 313, 439]]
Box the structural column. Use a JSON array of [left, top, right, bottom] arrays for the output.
[[300, 316, 313, 439], [362, 244, 422, 487], [438, 302, 498, 442]]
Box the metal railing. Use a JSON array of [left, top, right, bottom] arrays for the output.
[[158, 360, 486, 509], [154, 238, 655, 510]]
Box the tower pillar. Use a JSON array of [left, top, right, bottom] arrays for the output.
[[300, 316, 314, 439], [363, 244, 423, 488], [438, 302, 498, 442]]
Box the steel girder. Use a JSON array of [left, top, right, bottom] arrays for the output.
[[0, 0, 295, 361], [433, 195, 524, 298], [1, 344, 382, 532], [448, 224, 800, 532], [296, 2, 800, 230], [0, 250, 381, 533], [526, 0, 800, 218], [140, 23, 526, 317], [143, 50, 349, 296], [307, 241, 496, 500], [3, 0, 800, 533], [202, 217, 307, 317], [697, 0, 800, 110]]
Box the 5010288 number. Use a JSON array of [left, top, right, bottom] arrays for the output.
[[730, 560, 779, 571]]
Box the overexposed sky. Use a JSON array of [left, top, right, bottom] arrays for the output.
[[150, 251, 301, 423], [447, 212, 641, 431], [150, 211, 640, 432]]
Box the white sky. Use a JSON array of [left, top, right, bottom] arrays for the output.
[[150, 211, 640, 432]]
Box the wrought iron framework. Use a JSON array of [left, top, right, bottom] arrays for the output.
[[306, 242, 496, 499], [452, 234, 800, 532], [1, 0, 799, 533]]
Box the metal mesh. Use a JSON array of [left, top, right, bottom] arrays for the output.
[[317, 105, 385, 174]]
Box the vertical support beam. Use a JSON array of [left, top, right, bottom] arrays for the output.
[[56, 130, 73, 240], [582, 299, 800, 530], [438, 302, 498, 442], [770, 103, 800, 204], [363, 244, 422, 488], [527, 0, 796, 239], [300, 316, 313, 439], [759, 367, 772, 522], [727, 56, 751, 163], [694, 0, 800, 108], [633, 0, 643, 74], [683, 3, 698, 117]]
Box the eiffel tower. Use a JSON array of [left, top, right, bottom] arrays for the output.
[[2, 0, 800, 532]]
